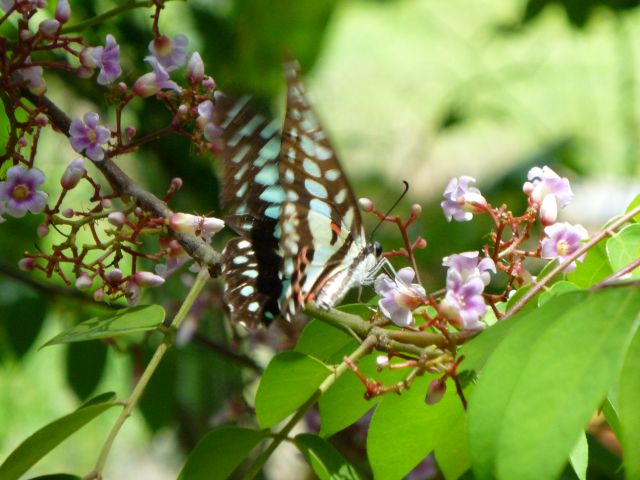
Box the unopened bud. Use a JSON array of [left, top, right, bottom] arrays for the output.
[[425, 378, 447, 405], [133, 72, 160, 98], [37, 223, 49, 237], [376, 355, 390, 370], [539, 194, 558, 226], [522, 181, 534, 197], [177, 104, 189, 119], [75, 273, 93, 290], [358, 197, 374, 212], [18, 137, 28, 147], [134, 207, 144, 218], [202, 76, 216, 91], [168, 213, 225, 236], [60, 158, 86, 190], [55, 0, 71, 23], [170, 177, 183, 190], [101, 198, 112, 209], [411, 203, 422, 217], [125, 126, 136, 142], [107, 211, 126, 227], [132, 271, 165, 288], [105, 268, 123, 285], [93, 288, 105, 301], [19, 30, 33, 41], [187, 52, 205, 84], [18, 257, 35, 272], [62, 208, 74, 218], [413, 237, 427, 249], [39, 19, 60, 36], [35, 113, 48, 126]]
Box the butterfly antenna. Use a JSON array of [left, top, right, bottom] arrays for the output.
[[370, 180, 410, 239]]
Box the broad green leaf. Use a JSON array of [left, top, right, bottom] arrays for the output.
[[295, 434, 360, 480], [255, 351, 331, 428], [619, 327, 640, 480], [601, 398, 622, 442], [367, 375, 465, 480], [568, 239, 612, 288], [178, 426, 266, 480], [66, 340, 108, 400], [0, 393, 118, 480], [504, 284, 535, 314], [625, 194, 640, 222], [0, 285, 47, 361], [537, 280, 579, 306], [434, 399, 470, 480], [569, 432, 588, 480], [607, 224, 640, 279], [43, 305, 165, 346], [295, 319, 356, 364], [468, 288, 640, 480]]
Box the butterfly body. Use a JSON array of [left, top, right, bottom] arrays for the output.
[[218, 62, 380, 327]]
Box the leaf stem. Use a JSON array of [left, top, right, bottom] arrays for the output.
[[83, 268, 210, 480], [241, 336, 377, 480]]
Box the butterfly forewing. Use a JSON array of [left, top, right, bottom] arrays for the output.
[[277, 61, 369, 318]]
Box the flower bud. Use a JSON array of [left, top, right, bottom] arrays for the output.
[[202, 76, 216, 91], [105, 268, 123, 285], [187, 52, 205, 84], [76, 66, 94, 79], [20, 30, 33, 41], [410, 203, 422, 217], [101, 198, 112, 209], [18, 137, 28, 147], [117, 82, 128, 94], [539, 193, 558, 226], [168, 178, 182, 192], [133, 72, 160, 98], [132, 271, 165, 288], [134, 207, 144, 218], [125, 126, 136, 143], [75, 273, 93, 290], [62, 208, 74, 218], [37, 223, 49, 237], [425, 378, 446, 405], [358, 197, 374, 212], [55, 0, 71, 23], [168, 213, 225, 235], [60, 157, 86, 190], [35, 113, 48, 126], [18, 257, 35, 272], [107, 211, 126, 227], [38, 19, 60, 36], [376, 355, 390, 370], [93, 288, 105, 301]]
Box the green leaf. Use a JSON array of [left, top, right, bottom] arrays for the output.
[[295, 434, 360, 480], [537, 280, 579, 306], [468, 288, 640, 480], [0, 394, 118, 480], [255, 351, 331, 428], [607, 224, 640, 279], [504, 284, 535, 314], [569, 432, 588, 480], [26, 475, 81, 480], [619, 327, 640, 480], [367, 375, 465, 480], [0, 289, 47, 360], [295, 319, 356, 364], [434, 399, 471, 480], [625, 194, 640, 222], [568, 238, 612, 288], [178, 426, 266, 480], [43, 305, 165, 346], [65, 340, 108, 400]]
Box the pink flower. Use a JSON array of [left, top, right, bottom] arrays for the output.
[[187, 51, 204, 84], [168, 213, 224, 237], [69, 112, 110, 161], [523, 166, 573, 222], [91, 34, 122, 85], [0, 165, 48, 217], [133, 57, 181, 98], [60, 157, 86, 189], [541, 222, 588, 272], [374, 267, 426, 327], [441, 176, 487, 222], [148, 34, 188, 72], [14, 58, 46, 95]]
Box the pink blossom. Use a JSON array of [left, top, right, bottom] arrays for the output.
[[148, 34, 188, 72], [441, 176, 487, 222], [374, 267, 426, 327], [0, 165, 48, 217], [91, 34, 122, 85], [69, 112, 110, 161], [541, 222, 588, 272]]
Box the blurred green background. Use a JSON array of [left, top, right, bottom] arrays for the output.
[[1, 0, 639, 478]]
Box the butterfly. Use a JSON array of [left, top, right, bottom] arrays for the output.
[[217, 61, 381, 327]]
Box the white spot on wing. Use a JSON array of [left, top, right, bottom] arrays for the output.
[[305, 179, 328, 199], [284, 168, 295, 184], [231, 144, 251, 164], [248, 302, 260, 312], [237, 240, 251, 249], [303, 158, 321, 178], [255, 164, 279, 185], [324, 169, 340, 181], [334, 188, 347, 204], [233, 255, 248, 264], [240, 285, 254, 296], [309, 198, 331, 218]]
